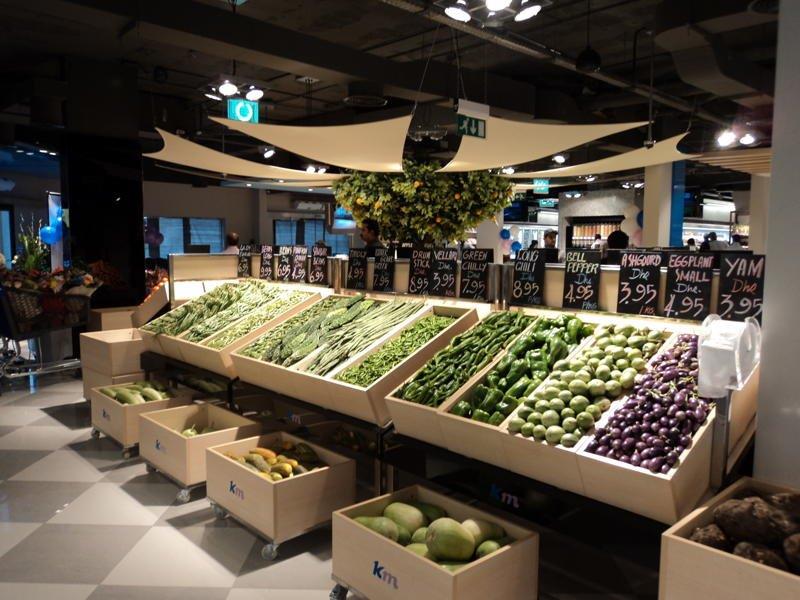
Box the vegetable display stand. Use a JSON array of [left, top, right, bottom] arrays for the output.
[[138, 329, 164, 355], [89, 383, 194, 458], [206, 432, 356, 560], [726, 365, 759, 458], [331, 485, 539, 600], [80, 328, 146, 376], [82, 368, 145, 403], [659, 477, 800, 600], [139, 403, 260, 501]]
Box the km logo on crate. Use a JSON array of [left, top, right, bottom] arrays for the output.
[[101, 408, 110, 421], [229, 481, 244, 500], [155, 439, 166, 453], [372, 561, 398, 589]]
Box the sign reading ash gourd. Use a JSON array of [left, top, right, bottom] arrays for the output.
[[664, 253, 714, 320], [459, 248, 493, 301], [563, 250, 602, 311], [718, 254, 766, 323], [617, 252, 662, 316], [511, 249, 545, 306]]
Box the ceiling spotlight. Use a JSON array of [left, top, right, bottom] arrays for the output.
[[634, 182, 645, 189], [49, 151, 57, 156], [501, 166, 516, 175], [246, 183, 252, 187], [308, 188, 314, 192], [717, 129, 737, 147], [306, 165, 316, 174], [38, 149, 48, 154], [245, 86, 264, 101], [445, 0, 471, 22], [278, 179, 285, 183], [262, 146, 276, 159], [553, 154, 567, 164], [584, 175, 597, 182], [573, 192, 582, 198], [739, 133, 757, 146], [15, 149, 23, 153], [622, 182, 632, 189], [204, 92, 222, 101], [576, 45, 602, 73], [218, 80, 238, 97], [485, 0, 512, 10], [25, 151, 34, 156], [515, 1, 542, 21], [317, 167, 327, 174]]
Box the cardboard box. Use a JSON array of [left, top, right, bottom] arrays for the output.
[[89, 384, 193, 449], [82, 368, 144, 401], [206, 432, 356, 544], [80, 328, 145, 376], [660, 477, 800, 600], [332, 485, 539, 600], [139, 404, 261, 487], [88, 307, 135, 331]]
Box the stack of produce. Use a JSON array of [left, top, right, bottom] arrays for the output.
[[142, 283, 242, 336], [509, 324, 665, 447], [181, 281, 284, 343], [585, 334, 710, 473], [690, 491, 800, 574], [176, 375, 226, 394], [99, 381, 173, 405], [354, 501, 510, 572], [181, 423, 218, 437], [450, 315, 594, 425], [336, 314, 456, 387], [398, 311, 533, 408], [204, 290, 313, 350], [224, 440, 323, 481]]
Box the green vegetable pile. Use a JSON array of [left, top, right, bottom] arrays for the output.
[[142, 283, 242, 336], [204, 291, 313, 349], [181, 423, 217, 437], [337, 314, 456, 388], [99, 381, 172, 405], [398, 311, 533, 407], [450, 315, 594, 426], [508, 323, 666, 448]]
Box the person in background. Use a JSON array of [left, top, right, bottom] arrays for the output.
[[528, 239, 538, 250], [704, 231, 726, 251], [543, 230, 557, 249], [607, 230, 629, 250], [222, 232, 240, 254], [686, 238, 698, 252], [729, 234, 744, 249], [359, 218, 383, 256]]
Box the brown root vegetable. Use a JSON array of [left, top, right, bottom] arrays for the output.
[[767, 492, 800, 518], [784, 533, 800, 574], [713, 496, 799, 545], [732, 542, 789, 571], [689, 523, 730, 551]]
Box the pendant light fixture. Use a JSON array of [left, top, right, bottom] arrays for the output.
[[576, 0, 601, 73], [445, 0, 471, 22], [485, 0, 512, 10]]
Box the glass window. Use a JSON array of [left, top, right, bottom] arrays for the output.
[[189, 218, 224, 253], [274, 219, 297, 246], [143, 216, 224, 258], [0, 208, 12, 261], [158, 217, 184, 257]]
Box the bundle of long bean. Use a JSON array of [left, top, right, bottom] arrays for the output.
[[204, 291, 313, 349], [306, 300, 423, 376], [337, 314, 456, 387], [398, 311, 534, 407], [142, 283, 242, 336]]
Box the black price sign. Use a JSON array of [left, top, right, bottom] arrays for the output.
[[428, 248, 458, 297], [308, 245, 329, 285], [563, 250, 602, 311], [510, 249, 545, 306], [237, 244, 252, 277], [459, 248, 493, 301], [617, 252, 662, 316], [372, 247, 395, 292], [290, 246, 308, 282], [259, 245, 273, 280], [408, 248, 432, 295], [664, 253, 714, 320], [276, 246, 292, 281], [718, 254, 765, 322], [347, 248, 368, 290]]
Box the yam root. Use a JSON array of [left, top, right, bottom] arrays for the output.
[[689, 523, 730, 551], [713, 496, 798, 545], [732, 542, 789, 571], [784, 533, 800, 574], [767, 492, 800, 518]]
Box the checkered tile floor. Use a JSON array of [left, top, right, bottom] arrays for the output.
[[0, 377, 335, 600]]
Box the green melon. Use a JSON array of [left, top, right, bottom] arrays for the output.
[[354, 516, 399, 542], [475, 540, 502, 559], [425, 518, 476, 561], [384, 502, 427, 533], [461, 518, 505, 546], [406, 543, 433, 559], [411, 527, 428, 544], [411, 501, 447, 523]]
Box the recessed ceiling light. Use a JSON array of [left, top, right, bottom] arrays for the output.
[[634, 182, 645, 189], [246, 183, 252, 187], [278, 179, 285, 183], [717, 129, 736, 147], [25, 151, 34, 156], [486, 0, 512, 10], [38, 149, 48, 154], [445, 0, 471, 22], [306, 166, 316, 173], [204, 92, 222, 101], [501, 166, 516, 175], [308, 188, 314, 192], [317, 167, 327, 174], [263, 147, 276, 159], [739, 133, 757, 146], [553, 154, 566, 164], [15, 149, 23, 153], [515, 2, 542, 21], [584, 175, 597, 182], [245, 86, 264, 101], [218, 80, 238, 96], [49, 151, 57, 156]]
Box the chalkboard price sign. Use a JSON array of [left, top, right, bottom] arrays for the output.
[[290, 246, 308, 282], [664, 253, 714, 320], [718, 254, 765, 322], [459, 248, 493, 301], [617, 252, 662, 316], [562, 250, 602, 311], [408, 248, 432, 295], [428, 248, 458, 297], [510, 249, 545, 306], [259, 245, 273, 280], [237, 244, 252, 278], [308, 245, 329, 285], [347, 248, 368, 290], [372, 247, 395, 292], [276, 246, 292, 281]]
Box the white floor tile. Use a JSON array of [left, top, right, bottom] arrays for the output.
[[0, 406, 47, 426], [0, 425, 87, 450], [48, 483, 174, 526], [227, 590, 331, 600], [11, 450, 104, 482], [0, 522, 41, 558], [0, 582, 95, 600]]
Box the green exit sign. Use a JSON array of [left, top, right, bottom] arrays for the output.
[[457, 114, 486, 138], [533, 178, 550, 194]]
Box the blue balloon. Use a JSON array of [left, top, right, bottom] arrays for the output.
[[500, 228, 511, 240], [511, 241, 522, 252], [636, 210, 644, 229], [39, 225, 57, 245]]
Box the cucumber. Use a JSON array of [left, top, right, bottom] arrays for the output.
[[141, 388, 164, 402], [100, 387, 118, 399]]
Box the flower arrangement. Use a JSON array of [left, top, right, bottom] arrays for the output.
[[1, 267, 100, 296], [333, 160, 513, 243], [13, 214, 50, 272]]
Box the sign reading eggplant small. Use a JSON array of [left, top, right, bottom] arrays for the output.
[[664, 253, 714, 320], [308, 245, 329, 285], [510, 249, 545, 306], [429, 248, 458, 297], [617, 252, 662, 316], [408, 248, 432, 295], [372, 247, 395, 292], [259, 245, 273, 280], [562, 250, 602, 311], [459, 248, 493, 301], [237, 244, 252, 278], [718, 254, 765, 322], [347, 248, 368, 290], [276, 246, 292, 281]]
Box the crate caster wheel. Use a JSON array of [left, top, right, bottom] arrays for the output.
[[121, 449, 132, 459], [211, 502, 228, 519], [145, 463, 157, 474], [176, 488, 191, 504], [90, 428, 101, 439], [261, 543, 279, 561], [330, 584, 348, 600]]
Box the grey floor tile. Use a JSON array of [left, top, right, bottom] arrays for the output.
[[0, 406, 48, 426], [0, 522, 41, 558], [155, 497, 232, 529], [89, 586, 229, 600], [0, 582, 95, 599], [102, 461, 164, 484], [68, 437, 137, 470], [227, 590, 332, 600], [31, 401, 91, 429], [0, 523, 149, 583], [0, 480, 93, 522], [48, 483, 174, 526], [0, 449, 50, 480], [0, 424, 88, 450], [0, 426, 17, 438], [11, 450, 105, 482]]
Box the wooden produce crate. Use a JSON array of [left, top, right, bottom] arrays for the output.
[[139, 404, 260, 487], [172, 292, 320, 377], [138, 328, 163, 355], [322, 305, 478, 426], [80, 328, 145, 376], [155, 332, 186, 361], [206, 432, 356, 545], [659, 477, 800, 600], [88, 307, 135, 331], [82, 368, 144, 401], [89, 384, 193, 450], [332, 485, 539, 600], [728, 365, 759, 456]]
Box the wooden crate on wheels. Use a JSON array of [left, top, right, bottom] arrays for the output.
[[331, 485, 539, 600], [82, 368, 144, 402], [206, 432, 356, 560]]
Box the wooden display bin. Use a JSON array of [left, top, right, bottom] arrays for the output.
[[89, 384, 193, 451], [728, 365, 759, 456], [138, 328, 163, 355], [88, 307, 135, 331], [139, 404, 261, 487], [659, 477, 800, 600], [82, 368, 144, 401], [80, 328, 145, 376], [206, 432, 356, 545], [155, 333, 186, 361], [332, 485, 539, 600]]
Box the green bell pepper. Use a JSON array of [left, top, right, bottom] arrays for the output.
[[493, 353, 516, 376], [472, 409, 491, 423], [486, 372, 501, 388], [488, 411, 506, 426], [566, 317, 583, 343], [505, 359, 528, 386], [506, 376, 532, 399], [472, 384, 489, 405], [451, 400, 472, 417], [523, 379, 542, 396]]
